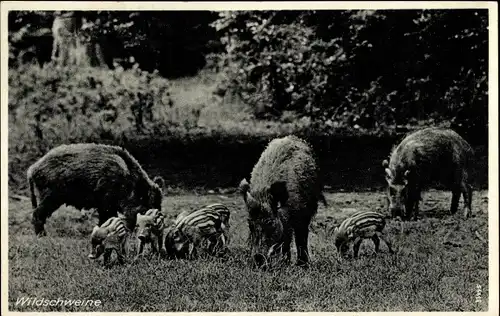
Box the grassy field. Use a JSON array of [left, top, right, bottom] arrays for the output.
[[7, 189, 489, 312]]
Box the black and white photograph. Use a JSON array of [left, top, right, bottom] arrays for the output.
[[1, 1, 498, 314]]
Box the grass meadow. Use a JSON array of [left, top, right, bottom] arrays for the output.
[[7, 189, 489, 312]]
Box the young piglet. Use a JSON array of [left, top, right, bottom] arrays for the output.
[[88, 217, 130, 266], [333, 211, 394, 258], [136, 209, 165, 257]]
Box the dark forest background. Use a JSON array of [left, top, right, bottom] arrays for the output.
[[8, 10, 489, 193]]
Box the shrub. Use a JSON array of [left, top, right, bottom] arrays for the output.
[[211, 10, 488, 138], [8, 63, 328, 193], [8, 63, 173, 191]]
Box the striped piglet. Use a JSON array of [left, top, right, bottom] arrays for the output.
[[165, 203, 230, 259], [136, 208, 166, 256], [333, 211, 394, 258], [88, 216, 130, 266]]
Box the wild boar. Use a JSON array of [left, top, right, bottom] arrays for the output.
[[382, 127, 474, 220], [239, 135, 326, 269], [27, 143, 165, 236]]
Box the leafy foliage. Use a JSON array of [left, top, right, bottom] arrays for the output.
[[8, 10, 220, 77], [7, 10, 489, 192], [9, 9, 488, 137], [8, 63, 174, 190], [212, 10, 488, 138], [8, 64, 323, 193]]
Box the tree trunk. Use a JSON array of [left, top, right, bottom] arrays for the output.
[[51, 12, 107, 68]]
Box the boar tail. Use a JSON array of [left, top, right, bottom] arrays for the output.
[[28, 175, 37, 209]]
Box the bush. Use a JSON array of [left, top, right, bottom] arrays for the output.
[[7, 64, 337, 193], [212, 10, 488, 139], [8, 63, 174, 190]]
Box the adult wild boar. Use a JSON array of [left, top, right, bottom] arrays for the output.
[[239, 135, 326, 268], [27, 143, 165, 236], [382, 127, 474, 220]]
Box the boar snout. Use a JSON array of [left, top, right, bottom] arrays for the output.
[[89, 244, 104, 260], [32, 217, 46, 237]]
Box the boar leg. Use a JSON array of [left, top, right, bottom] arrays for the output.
[[138, 240, 145, 255], [188, 242, 197, 260], [461, 179, 473, 218], [32, 195, 61, 236], [151, 236, 159, 255], [117, 245, 126, 265], [412, 188, 421, 220], [207, 235, 218, 256], [157, 232, 164, 257], [450, 186, 461, 215], [103, 249, 112, 266], [294, 224, 309, 266], [412, 203, 419, 221], [352, 237, 363, 258], [282, 233, 292, 265], [207, 241, 214, 256], [377, 232, 395, 254], [211, 234, 226, 256], [409, 199, 420, 221], [372, 234, 381, 253], [403, 201, 413, 221], [122, 238, 128, 259]]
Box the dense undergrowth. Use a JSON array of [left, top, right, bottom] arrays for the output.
[[8, 63, 486, 194]]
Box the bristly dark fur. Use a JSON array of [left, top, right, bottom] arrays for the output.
[[240, 135, 326, 268], [383, 127, 474, 220], [27, 143, 165, 236]]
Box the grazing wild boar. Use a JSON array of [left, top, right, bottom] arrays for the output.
[[333, 211, 394, 258], [382, 127, 474, 220], [239, 135, 326, 268], [136, 209, 166, 256], [88, 216, 130, 266], [27, 143, 165, 236]]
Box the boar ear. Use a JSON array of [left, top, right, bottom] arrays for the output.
[[382, 159, 389, 168], [385, 168, 392, 181], [269, 181, 289, 209], [188, 243, 195, 256], [333, 226, 340, 237], [146, 208, 158, 217], [239, 178, 250, 193], [239, 178, 250, 201], [403, 170, 410, 184], [153, 176, 165, 190]]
